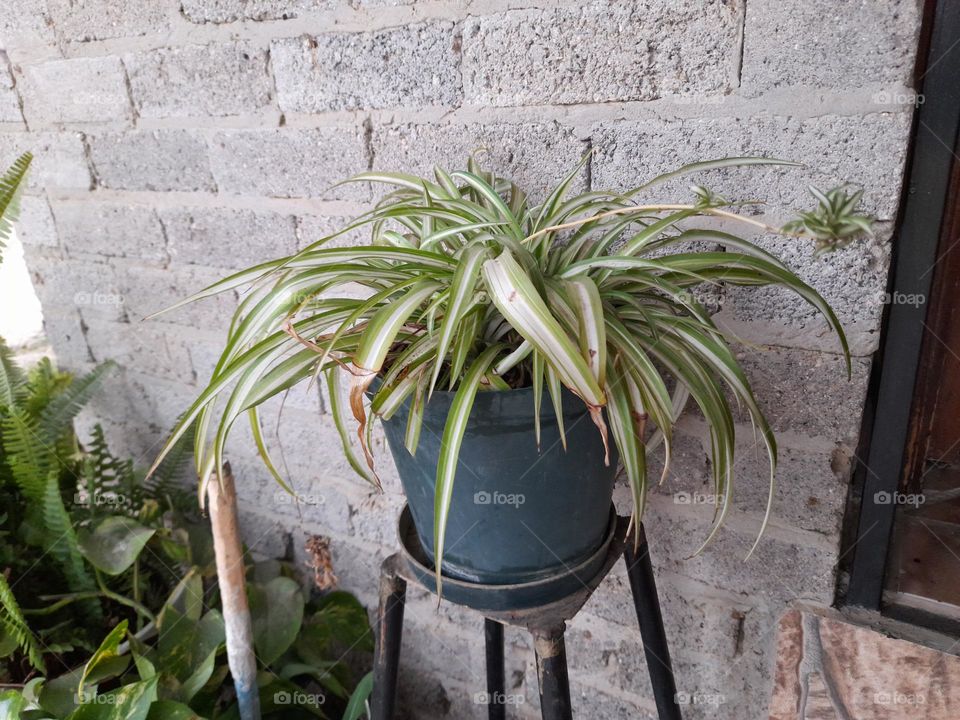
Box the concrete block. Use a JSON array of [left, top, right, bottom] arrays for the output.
[[0, 132, 91, 190], [125, 42, 273, 119], [400, 614, 486, 688], [741, 0, 921, 94], [226, 416, 357, 533], [720, 227, 892, 336], [209, 127, 368, 199], [28, 256, 126, 321], [591, 112, 912, 221], [295, 213, 368, 250], [569, 680, 656, 720], [42, 310, 93, 369], [582, 571, 749, 661], [732, 343, 871, 442], [18, 56, 131, 125], [348, 489, 406, 547], [0, 60, 22, 123], [646, 426, 713, 501], [15, 195, 58, 248], [0, 0, 55, 48], [732, 440, 852, 537], [642, 506, 837, 605], [395, 669, 466, 720], [88, 130, 215, 192], [674, 604, 780, 720], [159, 206, 297, 269], [649, 421, 852, 535], [45, 0, 170, 43], [372, 121, 587, 201], [170, 327, 236, 390], [81, 317, 194, 384], [73, 370, 198, 461], [237, 506, 295, 560], [180, 0, 324, 24], [271, 22, 461, 112], [115, 261, 238, 328], [326, 536, 389, 601], [463, 2, 740, 106], [53, 200, 167, 262]]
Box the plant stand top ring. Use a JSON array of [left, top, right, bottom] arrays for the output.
[[372, 505, 684, 720]]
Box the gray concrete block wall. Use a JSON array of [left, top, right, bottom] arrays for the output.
[[1, 1, 922, 718]]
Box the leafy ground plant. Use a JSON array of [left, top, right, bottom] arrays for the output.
[[151, 154, 871, 591], [0, 344, 203, 681], [1, 561, 374, 720]]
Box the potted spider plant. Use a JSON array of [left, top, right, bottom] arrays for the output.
[[151, 155, 869, 594]]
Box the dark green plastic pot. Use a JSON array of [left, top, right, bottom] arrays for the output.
[[379, 383, 618, 585]]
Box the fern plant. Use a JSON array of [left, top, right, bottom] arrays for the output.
[[0, 342, 197, 676], [150, 154, 869, 591], [0, 152, 30, 263], [0, 572, 43, 672]]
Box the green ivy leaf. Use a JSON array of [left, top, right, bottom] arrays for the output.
[[146, 700, 205, 720], [343, 672, 373, 720], [78, 621, 129, 701], [249, 577, 305, 666], [77, 517, 155, 575], [67, 676, 158, 720], [0, 690, 26, 720]]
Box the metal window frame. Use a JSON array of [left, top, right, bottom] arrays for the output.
[[842, 0, 960, 611]]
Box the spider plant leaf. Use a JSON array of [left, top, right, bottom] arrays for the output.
[[353, 281, 442, 372], [494, 340, 532, 376], [630, 157, 803, 193], [564, 277, 606, 387], [327, 369, 377, 485], [146, 247, 452, 320], [405, 371, 429, 455], [482, 250, 605, 408], [448, 307, 481, 389], [348, 281, 441, 475], [604, 363, 647, 547], [248, 406, 296, 496], [532, 350, 545, 449], [430, 243, 488, 396], [613, 209, 699, 258], [434, 344, 504, 598], [340, 170, 446, 197], [451, 171, 523, 239], [372, 369, 422, 420], [545, 364, 567, 451]]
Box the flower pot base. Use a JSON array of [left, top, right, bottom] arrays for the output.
[[396, 503, 617, 611]]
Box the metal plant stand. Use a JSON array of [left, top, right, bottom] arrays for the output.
[[371, 510, 682, 720]]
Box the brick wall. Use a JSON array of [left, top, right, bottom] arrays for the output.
[[0, 1, 922, 718]]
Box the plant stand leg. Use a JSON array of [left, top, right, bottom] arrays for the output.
[[371, 561, 406, 720], [624, 528, 682, 720], [207, 463, 261, 720], [533, 625, 572, 720], [484, 618, 506, 720]]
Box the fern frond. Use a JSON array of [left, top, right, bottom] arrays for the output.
[[24, 357, 71, 418], [1, 407, 51, 501], [38, 361, 115, 445], [79, 424, 138, 519], [0, 152, 32, 263], [0, 338, 27, 410], [0, 572, 45, 671], [41, 472, 96, 598], [148, 416, 196, 493]]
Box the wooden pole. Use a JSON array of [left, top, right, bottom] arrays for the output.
[[208, 463, 261, 720]]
